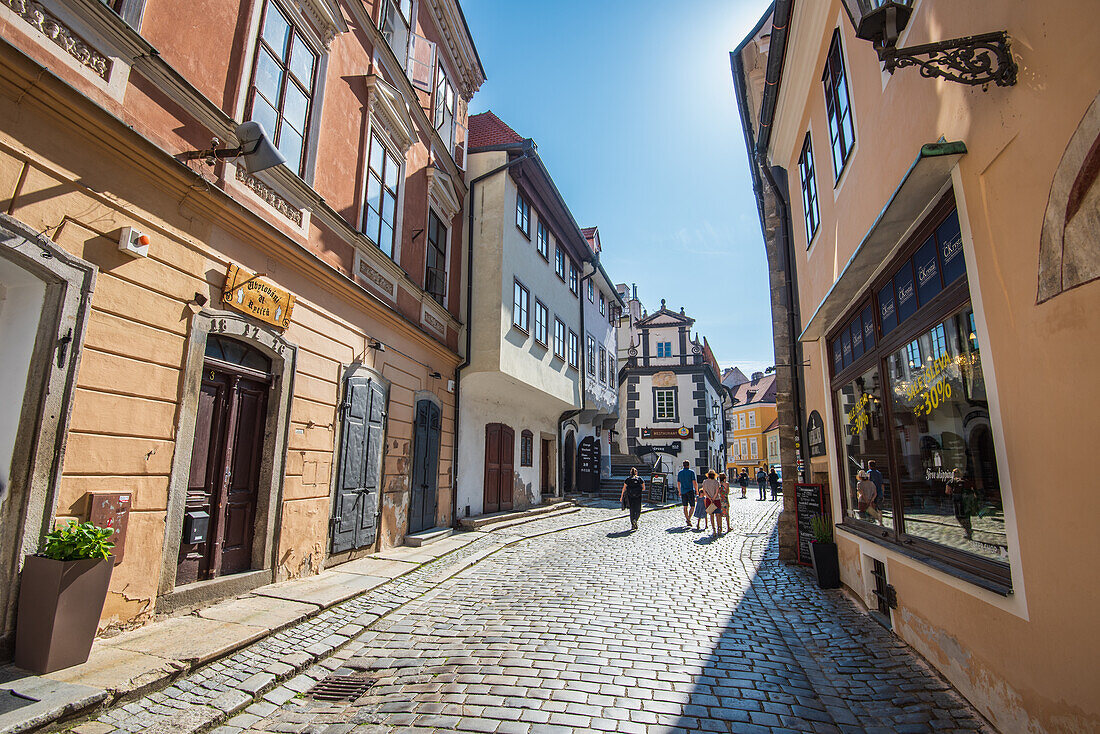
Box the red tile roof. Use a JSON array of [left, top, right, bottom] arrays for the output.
[[468, 111, 524, 149], [581, 226, 600, 254], [581, 226, 598, 238]]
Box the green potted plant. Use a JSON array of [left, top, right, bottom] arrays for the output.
[[809, 515, 840, 589], [15, 521, 114, 673]]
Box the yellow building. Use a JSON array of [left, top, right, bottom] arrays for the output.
[[726, 372, 777, 475]]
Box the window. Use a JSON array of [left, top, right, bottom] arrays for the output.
[[823, 30, 856, 178], [598, 346, 607, 383], [425, 209, 447, 304], [748, 412, 756, 428], [739, 413, 746, 430], [732, 441, 740, 459], [520, 430, 533, 467], [567, 330, 578, 368], [569, 263, 579, 296], [750, 438, 758, 459], [586, 335, 596, 376], [656, 341, 672, 358], [587, 280, 594, 302], [654, 388, 677, 421], [554, 318, 566, 359], [248, 0, 318, 177], [830, 201, 1009, 586], [363, 131, 401, 257], [555, 247, 566, 281], [516, 193, 530, 236], [536, 221, 549, 260], [434, 62, 456, 152], [378, 0, 411, 67], [741, 438, 747, 457], [599, 292, 605, 315], [608, 355, 615, 385], [512, 280, 529, 332], [798, 134, 820, 242], [533, 300, 548, 346]]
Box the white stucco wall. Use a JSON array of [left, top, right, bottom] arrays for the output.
[[0, 257, 46, 485]]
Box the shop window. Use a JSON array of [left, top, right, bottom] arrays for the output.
[[834, 366, 895, 532], [247, 0, 318, 177]]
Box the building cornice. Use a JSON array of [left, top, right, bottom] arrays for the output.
[[424, 0, 486, 99]]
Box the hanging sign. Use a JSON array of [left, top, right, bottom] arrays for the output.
[[222, 263, 295, 330], [807, 411, 826, 458], [642, 426, 692, 439]]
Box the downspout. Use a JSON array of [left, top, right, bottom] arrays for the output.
[[452, 143, 533, 525]]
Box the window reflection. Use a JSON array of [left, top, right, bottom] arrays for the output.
[[886, 307, 1007, 564], [835, 367, 895, 531]]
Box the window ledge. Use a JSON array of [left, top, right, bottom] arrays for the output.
[[836, 521, 1012, 597]]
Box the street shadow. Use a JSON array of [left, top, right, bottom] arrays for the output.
[[605, 529, 633, 539], [693, 533, 721, 545], [666, 526, 691, 534]]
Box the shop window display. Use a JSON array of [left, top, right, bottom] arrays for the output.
[[835, 367, 895, 531]]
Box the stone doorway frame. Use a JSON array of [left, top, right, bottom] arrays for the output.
[[156, 309, 297, 614], [0, 214, 97, 657]]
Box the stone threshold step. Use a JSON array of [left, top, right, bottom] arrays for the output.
[[403, 527, 453, 547], [458, 500, 575, 531]]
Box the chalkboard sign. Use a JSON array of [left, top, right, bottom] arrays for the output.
[[649, 473, 668, 503], [794, 483, 828, 566], [577, 437, 600, 492]]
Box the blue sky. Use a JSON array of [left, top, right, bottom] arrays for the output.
[[461, 0, 774, 374]]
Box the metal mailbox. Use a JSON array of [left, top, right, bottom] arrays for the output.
[[183, 510, 210, 545]]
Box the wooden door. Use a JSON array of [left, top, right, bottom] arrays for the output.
[[408, 399, 441, 534], [540, 439, 551, 496], [331, 373, 387, 553], [178, 365, 267, 584], [484, 423, 514, 513]]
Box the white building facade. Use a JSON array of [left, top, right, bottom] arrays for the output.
[[613, 293, 727, 475], [456, 112, 596, 517]]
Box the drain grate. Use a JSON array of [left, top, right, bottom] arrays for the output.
[[306, 671, 376, 701]]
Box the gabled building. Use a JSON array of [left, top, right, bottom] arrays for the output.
[[456, 112, 597, 516], [727, 372, 778, 475], [613, 293, 727, 474], [0, 0, 483, 645]]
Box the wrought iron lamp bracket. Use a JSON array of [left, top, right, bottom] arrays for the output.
[[879, 31, 1017, 87]]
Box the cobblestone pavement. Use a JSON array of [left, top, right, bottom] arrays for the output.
[[212, 499, 993, 734]]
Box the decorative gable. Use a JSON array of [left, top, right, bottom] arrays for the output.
[[365, 75, 418, 155], [427, 166, 461, 220]]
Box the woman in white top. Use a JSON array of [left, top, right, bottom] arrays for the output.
[[856, 470, 883, 525]]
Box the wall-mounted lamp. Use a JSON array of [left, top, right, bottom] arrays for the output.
[[369, 339, 385, 352], [429, 371, 442, 379], [181, 121, 287, 174], [841, 0, 1017, 87]]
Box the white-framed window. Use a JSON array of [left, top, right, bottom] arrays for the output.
[[568, 330, 578, 368], [379, 0, 412, 68], [569, 263, 579, 296], [739, 413, 746, 429], [555, 247, 566, 281], [657, 341, 672, 358], [536, 221, 549, 260], [433, 62, 456, 152], [741, 438, 748, 457], [424, 208, 447, 305], [823, 29, 856, 179], [247, 0, 318, 177], [512, 280, 529, 333], [798, 133, 820, 244], [587, 279, 594, 301], [586, 335, 596, 376], [534, 300, 548, 345], [655, 388, 677, 421], [554, 318, 567, 360], [516, 192, 530, 236], [748, 412, 756, 428], [750, 437, 758, 459], [598, 346, 607, 384], [599, 292, 605, 315], [733, 441, 741, 459], [362, 130, 402, 258], [608, 355, 615, 384]]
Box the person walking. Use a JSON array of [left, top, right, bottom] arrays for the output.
[[699, 470, 723, 536], [619, 467, 645, 531], [738, 469, 749, 499], [717, 472, 731, 533], [756, 467, 768, 501], [768, 467, 780, 501], [677, 460, 698, 528], [867, 460, 885, 510], [856, 470, 883, 525], [692, 487, 708, 531]]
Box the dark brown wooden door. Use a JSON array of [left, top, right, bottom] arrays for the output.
[[484, 423, 514, 513], [540, 439, 551, 496], [178, 362, 268, 584]]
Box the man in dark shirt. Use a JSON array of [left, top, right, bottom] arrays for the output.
[[677, 460, 698, 528], [868, 460, 885, 506], [768, 468, 780, 501]]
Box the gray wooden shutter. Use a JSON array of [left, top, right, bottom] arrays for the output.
[[331, 374, 387, 553]]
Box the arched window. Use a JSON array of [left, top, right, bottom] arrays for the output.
[[205, 335, 272, 374]]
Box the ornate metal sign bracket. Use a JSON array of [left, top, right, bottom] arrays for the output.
[[880, 31, 1017, 87]]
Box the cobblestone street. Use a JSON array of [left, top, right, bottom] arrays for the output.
[[70, 498, 994, 734]]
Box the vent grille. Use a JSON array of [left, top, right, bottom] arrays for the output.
[[307, 671, 376, 701]]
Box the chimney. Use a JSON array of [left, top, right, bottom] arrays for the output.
[[752, 371, 764, 382]]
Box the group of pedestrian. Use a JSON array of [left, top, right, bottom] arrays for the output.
[[855, 459, 885, 525], [619, 460, 784, 535]]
